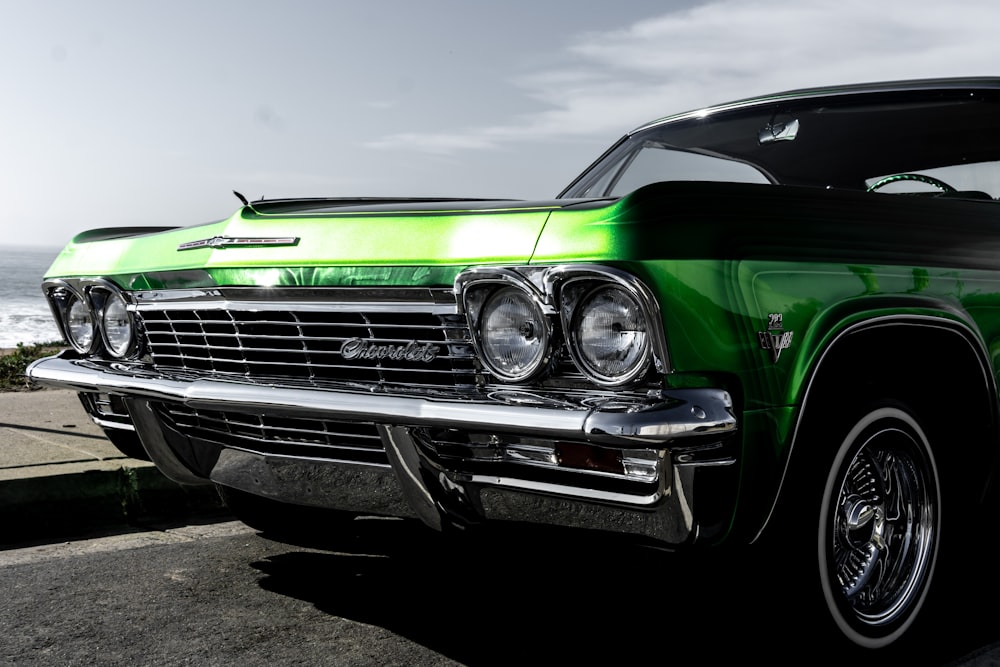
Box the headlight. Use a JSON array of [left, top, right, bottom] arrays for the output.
[[479, 287, 549, 381], [66, 295, 96, 353], [571, 286, 650, 385], [101, 291, 134, 358]]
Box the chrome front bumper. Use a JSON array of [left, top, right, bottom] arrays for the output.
[[28, 352, 740, 546]]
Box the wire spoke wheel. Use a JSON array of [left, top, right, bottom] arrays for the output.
[[818, 406, 940, 648]]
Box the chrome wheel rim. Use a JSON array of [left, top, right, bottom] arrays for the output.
[[821, 408, 939, 647]]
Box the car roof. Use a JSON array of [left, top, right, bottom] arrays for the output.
[[632, 77, 1000, 134]]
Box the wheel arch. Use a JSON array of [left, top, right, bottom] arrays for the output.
[[783, 293, 987, 408], [756, 310, 999, 542]]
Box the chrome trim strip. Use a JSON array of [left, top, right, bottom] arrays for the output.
[[224, 446, 390, 468], [132, 286, 456, 307], [135, 299, 457, 315], [89, 416, 136, 431], [177, 236, 300, 251], [380, 425, 445, 530], [138, 316, 459, 331], [28, 353, 736, 447], [145, 356, 470, 374], [465, 474, 663, 506], [454, 267, 546, 302]]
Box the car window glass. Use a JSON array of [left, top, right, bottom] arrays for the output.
[[608, 145, 769, 196], [866, 161, 1000, 197]]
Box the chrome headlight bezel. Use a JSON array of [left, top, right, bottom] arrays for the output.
[[44, 279, 139, 359], [458, 269, 555, 384], [64, 289, 97, 354], [565, 284, 651, 386], [456, 264, 666, 388], [99, 289, 136, 358], [478, 286, 551, 382]]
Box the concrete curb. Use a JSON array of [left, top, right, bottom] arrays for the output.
[[0, 462, 226, 545], [0, 388, 228, 545]]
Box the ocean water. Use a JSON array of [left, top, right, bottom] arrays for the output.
[[0, 246, 63, 348]]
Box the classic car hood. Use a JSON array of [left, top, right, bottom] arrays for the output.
[[43, 197, 610, 288]]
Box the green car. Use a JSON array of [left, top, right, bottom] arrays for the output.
[[28, 77, 1000, 649]]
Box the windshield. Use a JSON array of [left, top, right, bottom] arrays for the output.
[[560, 87, 1000, 199], [567, 142, 769, 198]]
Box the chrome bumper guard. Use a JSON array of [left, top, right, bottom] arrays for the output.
[[28, 352, 739, 545]]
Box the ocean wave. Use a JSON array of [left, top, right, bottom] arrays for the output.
[[1, 248, 65, 348], [0, 308, 63, 349]]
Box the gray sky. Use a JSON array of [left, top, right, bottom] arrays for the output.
[[3, 0, 999, 247]]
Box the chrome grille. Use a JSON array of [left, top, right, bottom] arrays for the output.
[[156, 403, 388, 466], [135, 289, 476, 389]]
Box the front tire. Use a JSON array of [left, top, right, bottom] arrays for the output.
[[817, 406, 940, 648]]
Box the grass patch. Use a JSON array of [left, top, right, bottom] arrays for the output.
[[0, 342, 66, 391]]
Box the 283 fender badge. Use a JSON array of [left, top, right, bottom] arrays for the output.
[[758, 313, 794, 363], [178, 236, 300, 251]]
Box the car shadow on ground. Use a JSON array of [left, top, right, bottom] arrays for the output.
[[244, 516, 991, 666]]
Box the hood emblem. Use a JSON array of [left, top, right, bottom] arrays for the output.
[[178, 236, 300, 251], [758, 313, 794, 363]]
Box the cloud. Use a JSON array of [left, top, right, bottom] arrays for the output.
[[367, 0, 1000, 155], [367, 131, 502, 154]]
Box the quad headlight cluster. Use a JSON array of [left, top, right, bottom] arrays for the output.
[[457, 265, 664, 387], [45, 279, 138, 359]]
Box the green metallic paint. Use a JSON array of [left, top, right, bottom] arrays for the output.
[[45, 204, 560, 281], [115, 266, 469, 291], [728, 406, 798, 540], [531, 182, 1000, 388]]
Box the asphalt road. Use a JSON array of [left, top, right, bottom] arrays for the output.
[[1, 516, 997, 666]]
